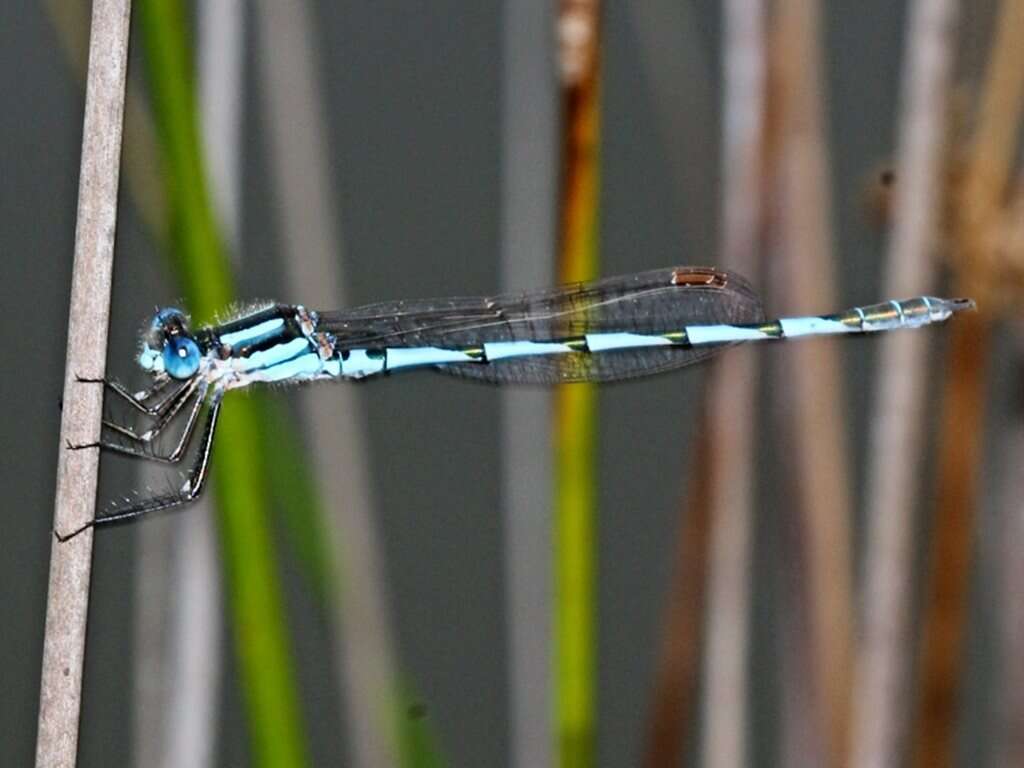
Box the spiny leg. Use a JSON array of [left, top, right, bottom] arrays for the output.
[[72, 381, 209, 464], [76, 372, 170, 400], [76, 373, 186, 417], [94, 378, 204, 451], [55, 391, 224, 542]]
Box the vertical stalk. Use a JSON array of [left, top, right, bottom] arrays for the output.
[[701, 357, 757, 768], [912, 1, 1024, 763], [252, 0, 421, 764], [501, 2, 559, 767], [643, 406, 714, 766], [556, 3, 601, 765], [851, 0, 960, 765], [911, 313, 991, 768], [772, 0, 852, 763], [137, 0, 308, 765], [142, 2, 241, 764], [700, 0, 765, 766], [36, 1, 132, 766], [993, 187, 1024, 765], [994, 324, 1024, 767], [637, 5, 727, 764]]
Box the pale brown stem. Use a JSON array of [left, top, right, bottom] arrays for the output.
[[960, 0, 1024, 243], [703, 351, 758, 768], [35, 1, 131, 766], [994, 323, 1024, 767], [771, 1, 853, 765], [701, 0, 766, 766], [850, 0, 960, 766]]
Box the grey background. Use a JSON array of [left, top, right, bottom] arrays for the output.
[[1, 2, 1008, 766]]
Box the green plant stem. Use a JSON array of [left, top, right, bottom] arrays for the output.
[[137, 1, 308, 765], [556, 36, 602, 768]]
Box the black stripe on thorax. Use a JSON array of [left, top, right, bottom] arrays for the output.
[[211, 304, 296, 336], [203, 304, 308, 360]]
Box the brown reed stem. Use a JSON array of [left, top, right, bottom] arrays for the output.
[[912, 1, 1024, 762], [911, 311, 992, 768], [643, 407, 714, 767], [771, 0, 853, 763]]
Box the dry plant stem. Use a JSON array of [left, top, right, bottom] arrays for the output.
[[774, 479, 826, 766], [954, 0, 1024, 312], [720, 0, 767, 264], [500, 3, 558, 768], [994, 196, 1024, 764], [702, 352, 757, 768], [850, 0, 959, 766], [701, 1, 765, 766], [995, 323, 1024, 766], [35, 1, 131, 766], [253, 3, 400, 766], [772, 0, 852, 764], [911, 312, 991, 768], [997, 448, 1024, 763], [960, 0, 1024, 237], [643, 410, 713, 767], [912, 2, 1024, 761]]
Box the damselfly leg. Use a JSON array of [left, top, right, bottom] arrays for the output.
[[73, 379, 208, 463], [55, 390, 224, 542], [76, 373, 184, 417]]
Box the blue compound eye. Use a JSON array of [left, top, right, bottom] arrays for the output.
[[163, 335, 201, 380], [154, 307, 187, 329]]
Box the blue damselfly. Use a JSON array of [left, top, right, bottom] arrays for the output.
[[57, 266, 972, 541]]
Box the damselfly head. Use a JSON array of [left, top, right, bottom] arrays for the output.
[[138, 307, 202, 380]]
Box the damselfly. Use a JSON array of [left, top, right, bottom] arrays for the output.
[[57, 266, 972, 541]]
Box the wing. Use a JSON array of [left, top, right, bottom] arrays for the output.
[[315, 266, 765, 384]]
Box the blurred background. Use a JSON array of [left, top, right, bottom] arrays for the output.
[[4, 1, 1023, 766]]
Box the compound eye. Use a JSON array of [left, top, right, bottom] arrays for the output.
[[148, 307, 188, 348], [154, 307, 187, 329], [163, 335, 201, 380]]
